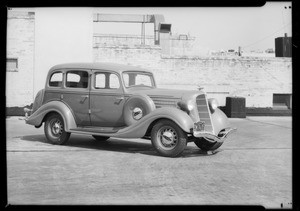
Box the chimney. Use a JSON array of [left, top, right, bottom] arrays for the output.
[[159, 23, 172, 55]]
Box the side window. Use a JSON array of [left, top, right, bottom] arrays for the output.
[[95, 73, 106, 88], [135, 74, 152, 86], [66, 71, 89, 88], [49, 72, 63, 87], [95, 73, 120, 89], [109, 74, 120, 89], [123, 73, 129, 87]]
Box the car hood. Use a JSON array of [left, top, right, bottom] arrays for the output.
[[126, 87, 205, 99]]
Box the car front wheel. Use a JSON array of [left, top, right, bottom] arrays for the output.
[[44, 113, 70, 145], [151, 119, 187, 157]]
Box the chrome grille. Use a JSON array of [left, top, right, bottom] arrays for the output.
[[196, 94, 213, 132], [150, 96, 180, 108]]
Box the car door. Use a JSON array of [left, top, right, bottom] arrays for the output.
[[62, 69, 91, 126], [90, 70, 125, 127]]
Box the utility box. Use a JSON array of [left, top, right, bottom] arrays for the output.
[[225, 97, 246, 118], [159, 23, 171, 33], [275, 33, 292, 57]]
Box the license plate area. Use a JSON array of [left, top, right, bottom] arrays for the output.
[[194, 121, 205, 132]]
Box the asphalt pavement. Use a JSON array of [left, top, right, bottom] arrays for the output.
[[6, 116, 292, 208]]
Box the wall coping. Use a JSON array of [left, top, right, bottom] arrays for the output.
[[7, 11, 35, 19], [160, 55, 292, 62], [93, 44, 162, 50]]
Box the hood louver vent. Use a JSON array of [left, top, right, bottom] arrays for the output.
[[150, 96, 181, 108]]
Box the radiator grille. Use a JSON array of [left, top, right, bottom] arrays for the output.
[[196, 94, 213, 132]]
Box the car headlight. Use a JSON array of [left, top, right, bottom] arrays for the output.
[[177, 100, 194, 113], [187, 103, 194, 111], [208, 98, 218, 112]]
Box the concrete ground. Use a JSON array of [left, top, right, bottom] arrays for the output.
[[6, 116, 292, 208]]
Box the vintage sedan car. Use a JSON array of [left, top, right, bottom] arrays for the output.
[[24, 63, 236, 157]]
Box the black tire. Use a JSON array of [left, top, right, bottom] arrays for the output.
[[123, 94, 156, 126], [194, 138, 223, 151], [44, 113, 70, 145], [92, 135, 110, 141], [151, 119, 187, 157]]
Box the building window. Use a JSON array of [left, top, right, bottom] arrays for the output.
[[273, 93, 292, 109], [7, 58, 18, 72]]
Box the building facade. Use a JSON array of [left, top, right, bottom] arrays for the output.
[[7, 10, 35, 108], [6, 8, 292, 115]]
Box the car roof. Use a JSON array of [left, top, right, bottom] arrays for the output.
[[49, 62, 152, 74]]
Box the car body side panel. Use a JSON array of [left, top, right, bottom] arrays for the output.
[[69, 107, 194, 138], [25, 100, 77, 132], [62, 89, 90, 126]]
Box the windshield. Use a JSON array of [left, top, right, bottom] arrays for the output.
[[122, 71, 155, 88]]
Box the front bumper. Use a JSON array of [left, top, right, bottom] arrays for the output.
[[24, 108, 32, 119], [193, 127, 237, 143]]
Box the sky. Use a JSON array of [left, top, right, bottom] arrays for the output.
[[93, 2, 292, 51]]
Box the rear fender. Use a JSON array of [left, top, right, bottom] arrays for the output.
[[31, 89, 45, 114], [25, 101, 76, 132]]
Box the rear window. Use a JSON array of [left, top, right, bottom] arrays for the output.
[[66, 71, 89, 88], [49, 72, 63, 87]]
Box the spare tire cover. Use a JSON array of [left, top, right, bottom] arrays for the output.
[[123, 94, 156, 126]]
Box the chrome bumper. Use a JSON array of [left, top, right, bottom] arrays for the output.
[[193, 127, 237, 143], [24, 108, 32, 120]]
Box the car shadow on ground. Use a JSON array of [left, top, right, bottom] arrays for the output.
[[18, 134, 219, 158]]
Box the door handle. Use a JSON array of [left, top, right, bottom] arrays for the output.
[[80, 95, 89, 103], [114, 96, 124, 105]]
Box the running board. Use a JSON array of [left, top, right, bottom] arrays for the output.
[[70, 126, 124, 134]]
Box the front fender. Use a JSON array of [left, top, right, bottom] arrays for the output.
[[114, 107, 194, 138], [211, 108, 231, 135], [25, 101, 77, 132], [149, 107, 194, 133]]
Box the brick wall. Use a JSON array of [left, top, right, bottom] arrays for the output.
[[94, 34, 155, 46], [6, 11, 35, 107], [93, 42, 292, 108]]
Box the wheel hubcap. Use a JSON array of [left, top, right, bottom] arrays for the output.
[[50, 119, 63, 137], [132, 107, 143, 120], [157, 127, 178, 150]]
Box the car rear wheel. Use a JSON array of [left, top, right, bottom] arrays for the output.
[[194, 138, 223, 151], [92, 135, 109, 141], [151, 119, 187, 157], [44, 113, 70, 145]]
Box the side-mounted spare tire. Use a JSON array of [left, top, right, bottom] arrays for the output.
[[123, 94, 156, 126]]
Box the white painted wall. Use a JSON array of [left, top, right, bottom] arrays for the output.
[[6, 11, 35, 107], [34, 8, 93, 96]]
